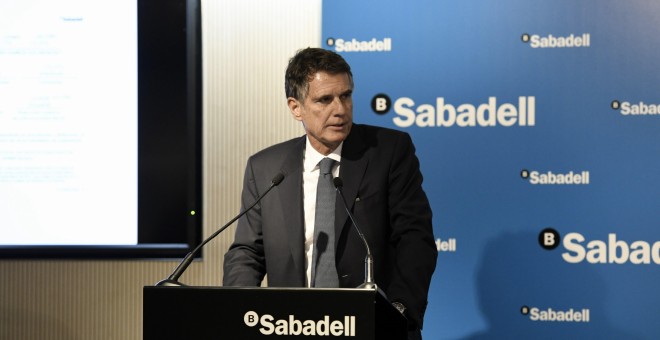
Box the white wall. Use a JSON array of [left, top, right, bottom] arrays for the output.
[[0, 1, 321, 338]]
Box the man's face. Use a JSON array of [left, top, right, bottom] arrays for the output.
[[288, 71, 353, 155]]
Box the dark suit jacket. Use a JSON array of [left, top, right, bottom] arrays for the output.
[[223, 124, 437, 328]]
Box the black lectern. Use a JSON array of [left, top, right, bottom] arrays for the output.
[[143, 286, 407, 339]]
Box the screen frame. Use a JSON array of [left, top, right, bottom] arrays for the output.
[[0, 0, 203, 259]]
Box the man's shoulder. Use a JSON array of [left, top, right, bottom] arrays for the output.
[[250, 135, 305, 162], [353, 123, 409, 137], [350, 123, 412, 147]]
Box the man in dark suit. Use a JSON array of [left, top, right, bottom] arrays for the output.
[[223, 47, 437, 339]]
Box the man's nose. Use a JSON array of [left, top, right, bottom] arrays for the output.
[[331, 97, 349, 115]]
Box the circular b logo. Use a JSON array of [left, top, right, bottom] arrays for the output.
[[371, 94, 391, 115], [539, 228, 561, 250], [244, 311, 259, 327], [521, 33, 531, 43]]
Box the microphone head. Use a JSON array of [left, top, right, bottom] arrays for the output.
[[271, 172, 285, 185], [333, 177, 343, 189]]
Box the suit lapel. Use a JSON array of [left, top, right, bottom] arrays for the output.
[[336, 125, 369, 241], [277, 137, 306, 280]]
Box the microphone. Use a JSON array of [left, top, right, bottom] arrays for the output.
[[156, 172, 285, 286], [332, 177, 377, 290]]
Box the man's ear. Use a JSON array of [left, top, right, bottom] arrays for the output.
[[288, 97, 303, 121]]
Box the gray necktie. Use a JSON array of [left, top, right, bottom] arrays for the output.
[[311, 157, 339, 287]]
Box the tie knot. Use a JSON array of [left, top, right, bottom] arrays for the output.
[[319, 157, 336, 176]]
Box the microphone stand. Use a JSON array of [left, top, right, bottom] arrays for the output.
[[155, 173, 285, 286], [332, 177, 378, 291]]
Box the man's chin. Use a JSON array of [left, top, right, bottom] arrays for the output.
[[329, 130, 350, 142]]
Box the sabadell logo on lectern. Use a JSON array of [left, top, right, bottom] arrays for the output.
[[243, 311, 357, 336]]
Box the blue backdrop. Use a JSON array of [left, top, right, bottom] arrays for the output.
[[322, 1, 660, 339]]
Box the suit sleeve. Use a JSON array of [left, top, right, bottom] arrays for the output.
[[222, 157, 267, 286], [386, 132, 437, 329]]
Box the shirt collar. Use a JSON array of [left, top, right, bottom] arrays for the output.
[[303, 137, 343, 172]]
